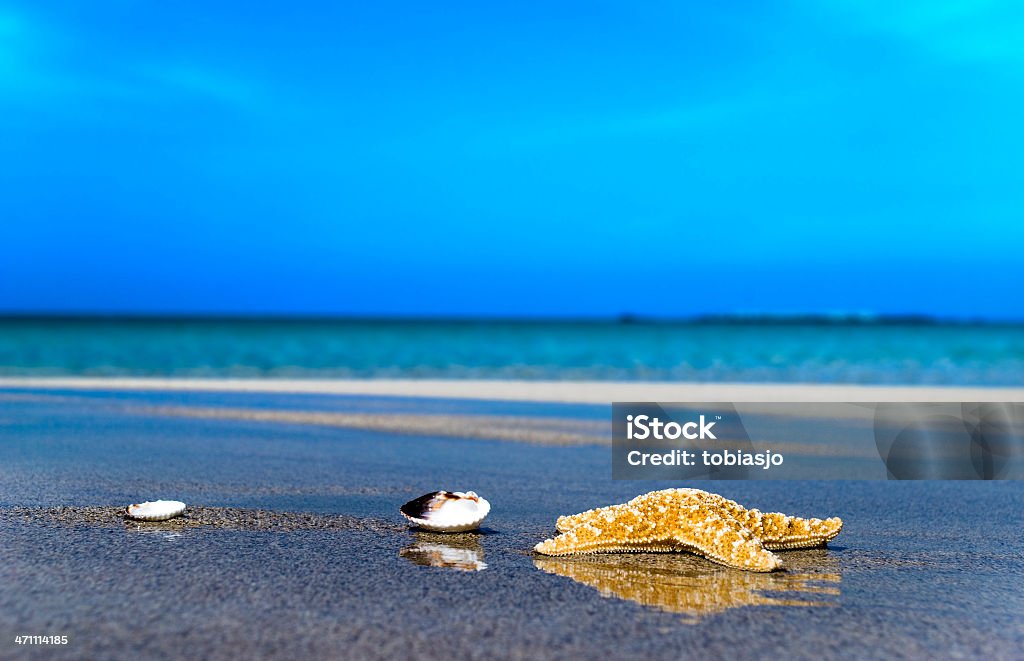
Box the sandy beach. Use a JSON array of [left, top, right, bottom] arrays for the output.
[[2, 381, 1023, 659], [7, 1, 1023, 658]]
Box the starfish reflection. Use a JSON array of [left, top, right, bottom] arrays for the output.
[[535, 550, 840, 623]]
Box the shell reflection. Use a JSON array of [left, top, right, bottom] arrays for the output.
[[534, 550, 840, 622], [400, 533, 487, 572], [123, 523, 186, 540]]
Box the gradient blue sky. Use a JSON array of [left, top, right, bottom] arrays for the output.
[[1, 2, 1022, 319]]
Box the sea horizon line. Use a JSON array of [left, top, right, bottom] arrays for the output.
[[0, 311, 1021, 327]]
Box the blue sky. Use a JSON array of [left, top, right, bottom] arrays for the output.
[[1, 2, 1021, 319]]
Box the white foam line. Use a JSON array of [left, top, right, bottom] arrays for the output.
[[1, 377, 1022, 403]]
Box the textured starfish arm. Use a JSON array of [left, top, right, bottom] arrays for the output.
[[697, 494, 843, 550], [534, 521, 682, 556], [746, 512, 844, 550], [555, 504, 627, 533], [555, 489, 706, 532], [537, 506, 673, 556], [668, 508, 782, 572]]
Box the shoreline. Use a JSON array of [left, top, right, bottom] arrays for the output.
[[1, 376, 1023, 403]]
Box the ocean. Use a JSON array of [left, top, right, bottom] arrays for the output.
[[1, 317, 1021, 385]]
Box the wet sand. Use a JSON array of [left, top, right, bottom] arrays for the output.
[[1, 386, 1023, 659]]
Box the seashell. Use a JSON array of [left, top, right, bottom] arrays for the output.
[[400, 491, 490, 532], [125, 500, 187, 521]]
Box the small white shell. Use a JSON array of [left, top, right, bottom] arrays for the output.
[[400, 491, 490, 532], [125, 500, 187, 521]]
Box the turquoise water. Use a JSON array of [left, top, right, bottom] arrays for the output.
[[0, 318, 1021, 385]]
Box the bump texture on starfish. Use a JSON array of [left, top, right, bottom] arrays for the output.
[[536, 488, 842, 572]]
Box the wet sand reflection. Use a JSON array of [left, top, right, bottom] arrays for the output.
[[535, 550, 840, 622], [400, 532, 487, 572]]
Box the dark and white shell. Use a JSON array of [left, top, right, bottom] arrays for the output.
[[400, 491, 490, 532]]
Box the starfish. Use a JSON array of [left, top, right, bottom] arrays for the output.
[[533, 488, 843, 572]]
